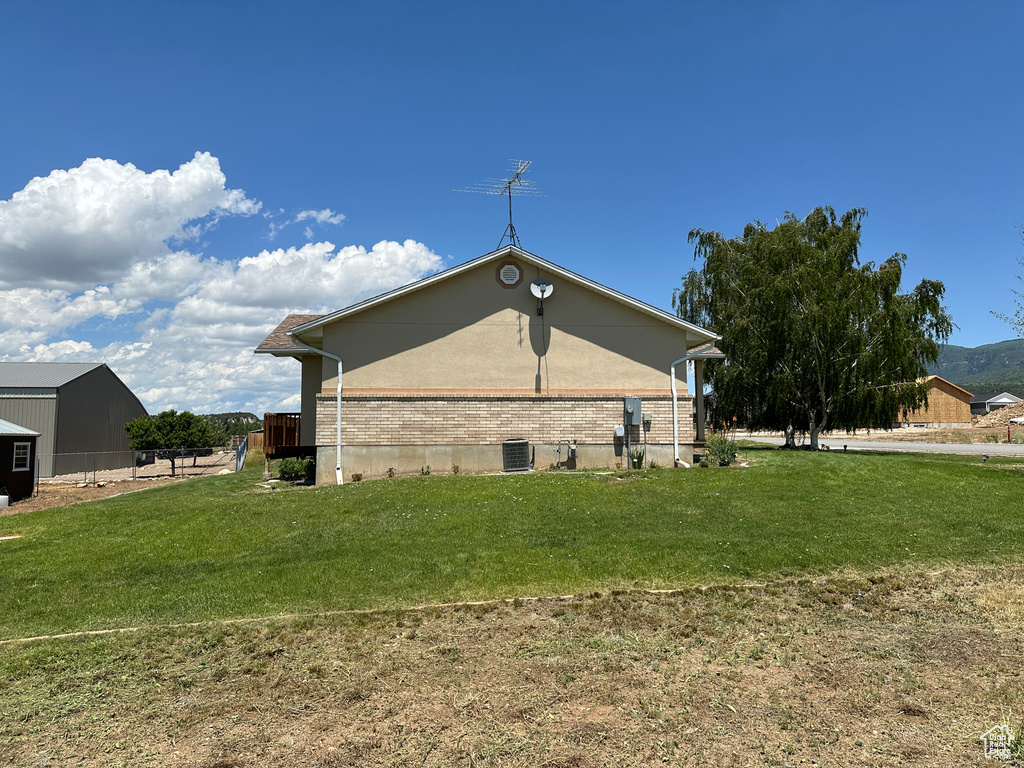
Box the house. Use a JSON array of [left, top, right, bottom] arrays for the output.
[[0, 417, 39, 502], [256, 245, 722, 483], [0, 362, 148, 477], [894, 376, 973, 428], [970, 391, 1022, 415]]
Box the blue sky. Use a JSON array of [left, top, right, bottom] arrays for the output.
[[1, 1, 1021, 414]]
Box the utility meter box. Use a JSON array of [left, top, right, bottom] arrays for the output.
[[623, 397, 642, 425]]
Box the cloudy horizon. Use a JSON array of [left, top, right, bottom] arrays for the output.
[[0, 152, 444, 416]]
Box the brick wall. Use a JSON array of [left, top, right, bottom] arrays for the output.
[[315, 393, 694, 446]]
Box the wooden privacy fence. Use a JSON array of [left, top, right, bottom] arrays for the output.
[[263, 412, 313, 459]]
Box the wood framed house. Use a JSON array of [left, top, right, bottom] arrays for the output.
[[894, 375, 972, 428], [256, 245, 722, 482]]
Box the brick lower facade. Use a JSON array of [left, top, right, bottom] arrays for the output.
[[312, 393, 696, 481], [315, 393, 693, 447]]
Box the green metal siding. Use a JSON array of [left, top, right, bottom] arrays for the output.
[[0, 396, 57, 476]]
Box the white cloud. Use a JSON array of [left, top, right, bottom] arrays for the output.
[[0, 153, 444, 415], [201, 239, 442, 309], [0, 286, 136, 353], [295, 208, 346, 226], [0, 152, 259, 291], [268, 207, 346, 240]]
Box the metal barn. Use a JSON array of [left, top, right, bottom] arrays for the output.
[[0, 362, 148, 477]]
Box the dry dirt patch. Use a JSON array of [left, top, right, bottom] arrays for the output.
[[3, 569, 1024, 767], [2, 451, 236, 516]]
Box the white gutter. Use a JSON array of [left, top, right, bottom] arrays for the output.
[[670, 346, 725, 467], [291, 339, 344, 485]]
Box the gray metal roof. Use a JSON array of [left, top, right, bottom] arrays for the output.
[[0, 362, 105, 389], [0, 417, 40, 437]]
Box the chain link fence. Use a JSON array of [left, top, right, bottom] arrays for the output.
[[36, 445, 245, 485]]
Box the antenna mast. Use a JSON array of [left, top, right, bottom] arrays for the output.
[[457, 159, 542, 249]]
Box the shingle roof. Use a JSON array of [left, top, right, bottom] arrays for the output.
[[971, 392, 1021, 404], [0, 417, 40, 437], [0, 362, 105, 389], [255, 315, 325, 354], [686, 342, 725, 358]]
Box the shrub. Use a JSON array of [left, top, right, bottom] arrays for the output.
[[628, 448, 645, 469], [420, 465, 431, 476], [279, 457, 314, 482], [704, 435, 737, 467], [351, 473, 363, 482], [451, 464, 460, 475]]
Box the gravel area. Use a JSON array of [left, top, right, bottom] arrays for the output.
[[3, 451, 239, 516]]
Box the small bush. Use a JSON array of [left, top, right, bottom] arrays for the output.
[[387, 467, 396, 478], [628, 448, 645, 469], [420, 465, 431, 476], [279, 457, 314, 482], [351, 472, 363, 482], [451, 464, 460, 475], [704, 435, 737, 467]]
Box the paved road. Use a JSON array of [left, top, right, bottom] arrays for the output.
[[746, 436, 1024, 457]]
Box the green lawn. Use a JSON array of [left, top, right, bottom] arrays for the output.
[[1, 447, 1021, 641]]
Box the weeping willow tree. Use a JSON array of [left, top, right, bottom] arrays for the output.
[[992, 225, 1024, 337], [673, 206, 953, 449]]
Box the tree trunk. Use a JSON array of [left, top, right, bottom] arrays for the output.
[[784, 426, 796, 448], [809, 419, 820, 451]]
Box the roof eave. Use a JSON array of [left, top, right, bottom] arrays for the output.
[[254, 348, 312, 358]]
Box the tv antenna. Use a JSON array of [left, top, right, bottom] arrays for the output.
[[457, 159, 542, 249]]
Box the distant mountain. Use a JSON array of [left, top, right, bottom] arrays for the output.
[[200, 412, 262, 437], [928, 339, 1024, 396]]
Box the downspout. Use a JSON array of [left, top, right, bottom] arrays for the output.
[[291, 339, 344, 485], [670, 348, 713, 468]]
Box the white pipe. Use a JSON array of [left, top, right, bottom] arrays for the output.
[[670, 354, 690, 467], [671, 350, 720, 468], [292, 339, 344, 485]]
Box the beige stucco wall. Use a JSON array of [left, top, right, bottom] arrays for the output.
[[317, 257, 693, 395], [299, 356, 322, 445]]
